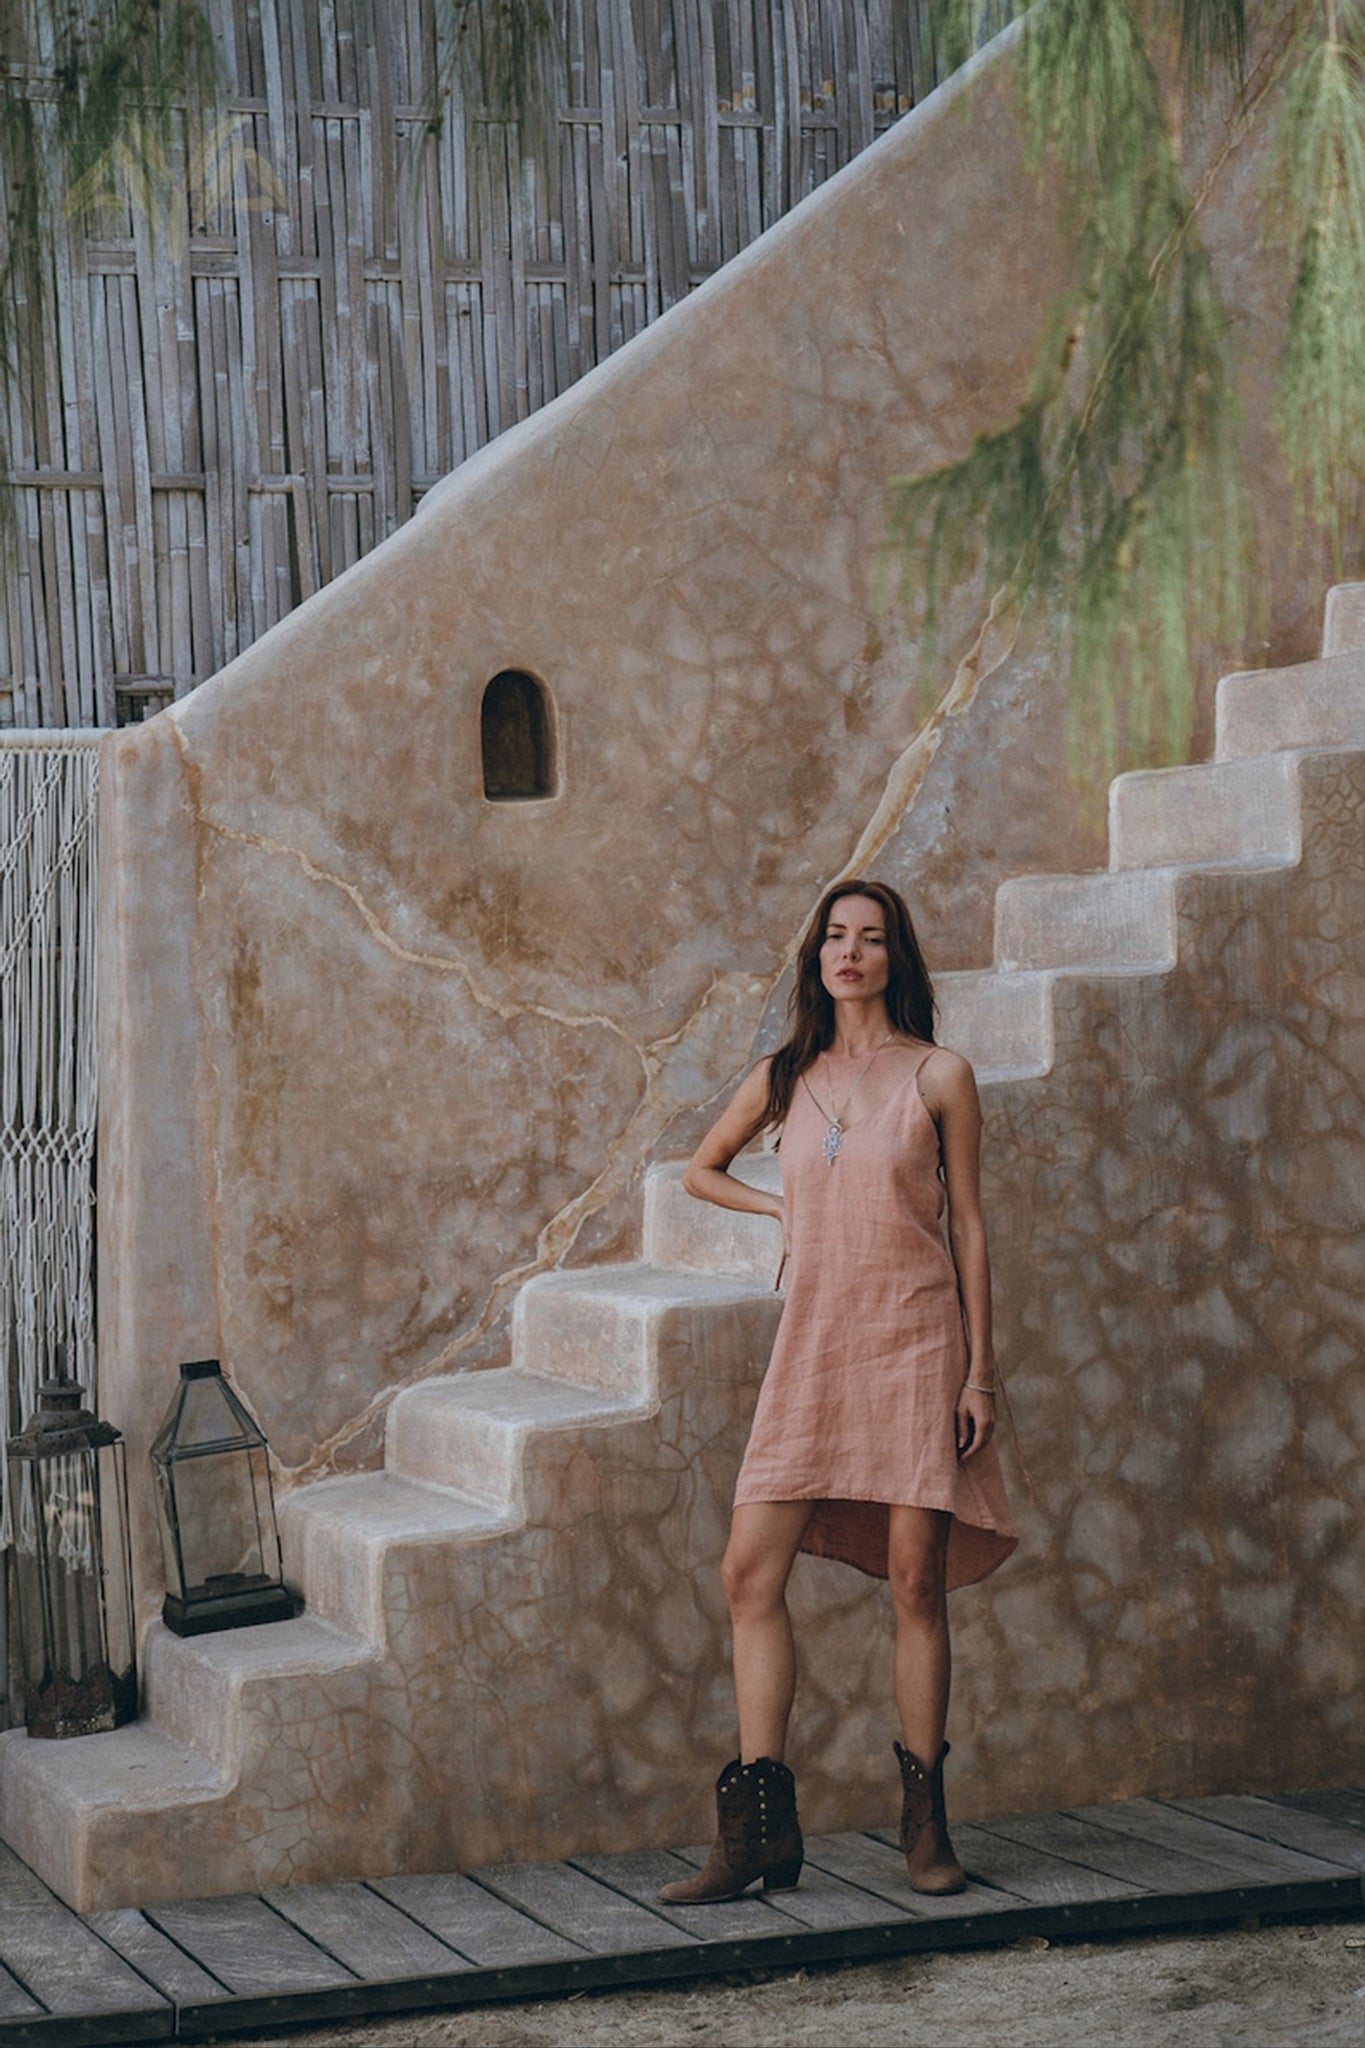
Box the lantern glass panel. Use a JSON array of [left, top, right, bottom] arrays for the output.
[[150, 1361, 295, 1635], [6, 1416, 136, 1739]]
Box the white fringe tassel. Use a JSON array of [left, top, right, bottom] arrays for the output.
[[1, 735, 101, 1555]]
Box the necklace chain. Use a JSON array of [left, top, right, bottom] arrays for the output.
[[801, 1035, 895, 1164]]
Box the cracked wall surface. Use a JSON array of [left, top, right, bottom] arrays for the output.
[[38, 744, 1364, 1912], [959, 751, 1365, 1810], [98, 39, 1078, 1576], [99, 18, 1336, 1611], [1, 19, 1353, 1912]]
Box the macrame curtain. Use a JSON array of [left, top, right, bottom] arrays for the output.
[[0, 732, 101, 1551]]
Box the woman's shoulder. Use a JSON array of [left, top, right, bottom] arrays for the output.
[[729, 1054, 777, 1110], [905, 1040, 979, 1107], [883, 1035, 973, 1074]]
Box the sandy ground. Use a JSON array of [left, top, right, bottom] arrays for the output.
[[205, 1912, 1365, 2048]]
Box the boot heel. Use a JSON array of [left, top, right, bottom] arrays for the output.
[[763, 1853, 803, 1892]]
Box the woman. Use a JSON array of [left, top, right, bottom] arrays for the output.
[[660, 879, 1016, 1905]]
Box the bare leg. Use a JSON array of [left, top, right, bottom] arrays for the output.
[[721, 1501, 815, 1761], [887, 1504, 953, 1759], [887, 1504, 963, 1892]]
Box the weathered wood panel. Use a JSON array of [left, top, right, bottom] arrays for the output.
[[0, 0, 941, 729]]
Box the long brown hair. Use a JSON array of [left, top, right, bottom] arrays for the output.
[[761, 878, 936, 1132]]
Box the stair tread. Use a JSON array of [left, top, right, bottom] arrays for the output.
[[397, 1366, 643, 1428], [1000, 866, 1176, 894], [147, 1611, 370, 1678], [520, 1261, 777, 1307], [0, 1719, 227, 1806], [1216, 649, 1365, 757], [937, 966, 1055, 989], [282, 1471, 511, 1539]]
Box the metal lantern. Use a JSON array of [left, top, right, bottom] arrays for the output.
[[150, 1359, 297, 1636], [5, 1362, 137, 1739]]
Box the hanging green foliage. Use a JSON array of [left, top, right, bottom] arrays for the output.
[[894, 0, 1365, 779], [1273, 3, 1365, 541], [425, 1, 562, 170], [0, 2, 220, 507]]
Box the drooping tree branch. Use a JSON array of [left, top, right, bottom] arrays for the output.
[[892, 0, 1363, 778]]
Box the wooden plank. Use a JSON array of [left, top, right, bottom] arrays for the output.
[[53, 220, 98, 724], [983, 1808, 1251, 1894], [473, 1859, 698, 1953], [1066, 1799, 1359, 1886], [1169, 1794, 1365, 1872], [262, 1880, 469, 1980], [921, 1822, 1148, 1906], [143, 1895, 358, 1996], [370, 1872, 582, 1966], [0, 1962, 42, 2023], [807, 1830, 1026, 1919], [0, 1844, 167, 2018], [572, 1847, 803, 1941], [665, 1838, 925, 1933], [84, 1907, 228, 2005], [1282, 1787, 1365, 1830]]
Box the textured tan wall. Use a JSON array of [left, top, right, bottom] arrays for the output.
[[90, 6, 1361, 1860], [98, 33, 1082, 1529], [953, 750, 1365, 1810]]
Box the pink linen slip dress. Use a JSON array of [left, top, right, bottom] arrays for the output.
[[733, 1048, 1017, 1588]]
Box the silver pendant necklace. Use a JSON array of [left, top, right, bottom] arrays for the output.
[[801, 1035, 895, 1164]]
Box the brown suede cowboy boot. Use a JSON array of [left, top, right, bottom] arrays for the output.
[[658, 1757, 803, 1902], [894, 1739, 966, 1894]]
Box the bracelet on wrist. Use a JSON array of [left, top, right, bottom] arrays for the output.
[[964, 1380, 996, 1396]]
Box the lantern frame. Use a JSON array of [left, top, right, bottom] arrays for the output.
[[150, 1359, 297, 1637], [5, 1372, 138, 1739]]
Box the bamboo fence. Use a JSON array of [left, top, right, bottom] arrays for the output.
[[1, 0, 941, 731]]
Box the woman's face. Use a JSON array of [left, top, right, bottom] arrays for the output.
[[819, 895, 891, 1005]]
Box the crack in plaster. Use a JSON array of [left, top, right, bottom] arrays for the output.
[[287, 967, 769, 1482], [286, 591, 1027, 1484], [198, 816, 650, 1064]]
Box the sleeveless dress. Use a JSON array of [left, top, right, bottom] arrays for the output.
[[733, 1051, 1017, 1589]]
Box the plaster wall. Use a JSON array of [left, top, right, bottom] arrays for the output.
[[60, 12, 1363, 1909], [99, 33, 1087, 1543], [97, 19, 1334, 1537], [4, 714, 1361, 1911], [968, 752, 1365, 1810]]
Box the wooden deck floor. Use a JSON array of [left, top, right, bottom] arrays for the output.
[[2, 1788, 1363, 2046]]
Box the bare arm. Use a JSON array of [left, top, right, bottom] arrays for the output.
[[682, 1059, 785, 1232], [920, 1048, 997, 1460]]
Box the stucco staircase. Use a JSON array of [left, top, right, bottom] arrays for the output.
[[3, 585, 1363, 1913]]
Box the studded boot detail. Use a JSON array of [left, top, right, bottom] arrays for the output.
[[658, 1757, 803, 1903], [894, 1739, 966, 1894]]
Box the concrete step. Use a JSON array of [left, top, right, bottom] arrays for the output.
[[277, 1473, 514, 1637], [994, 869, 1177, 973], [1323, 581, 1365, 657], [643, 1155, 782, 1278], [1215, 650, 1365, 760], [510, 1261, 780, 1394], [387, 1368, 638, 1502], [936, 967, 1054, 1078], [0, 1718, 228, 1912], [1108, 753, 1300, 870], [140, 1610, 369, 1765]]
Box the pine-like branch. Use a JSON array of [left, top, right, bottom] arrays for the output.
[[1273, 2, 1365, 539], [1, 2, 221, 512]]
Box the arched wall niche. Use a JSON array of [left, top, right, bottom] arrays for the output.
[[480, 670, 557, 801]]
